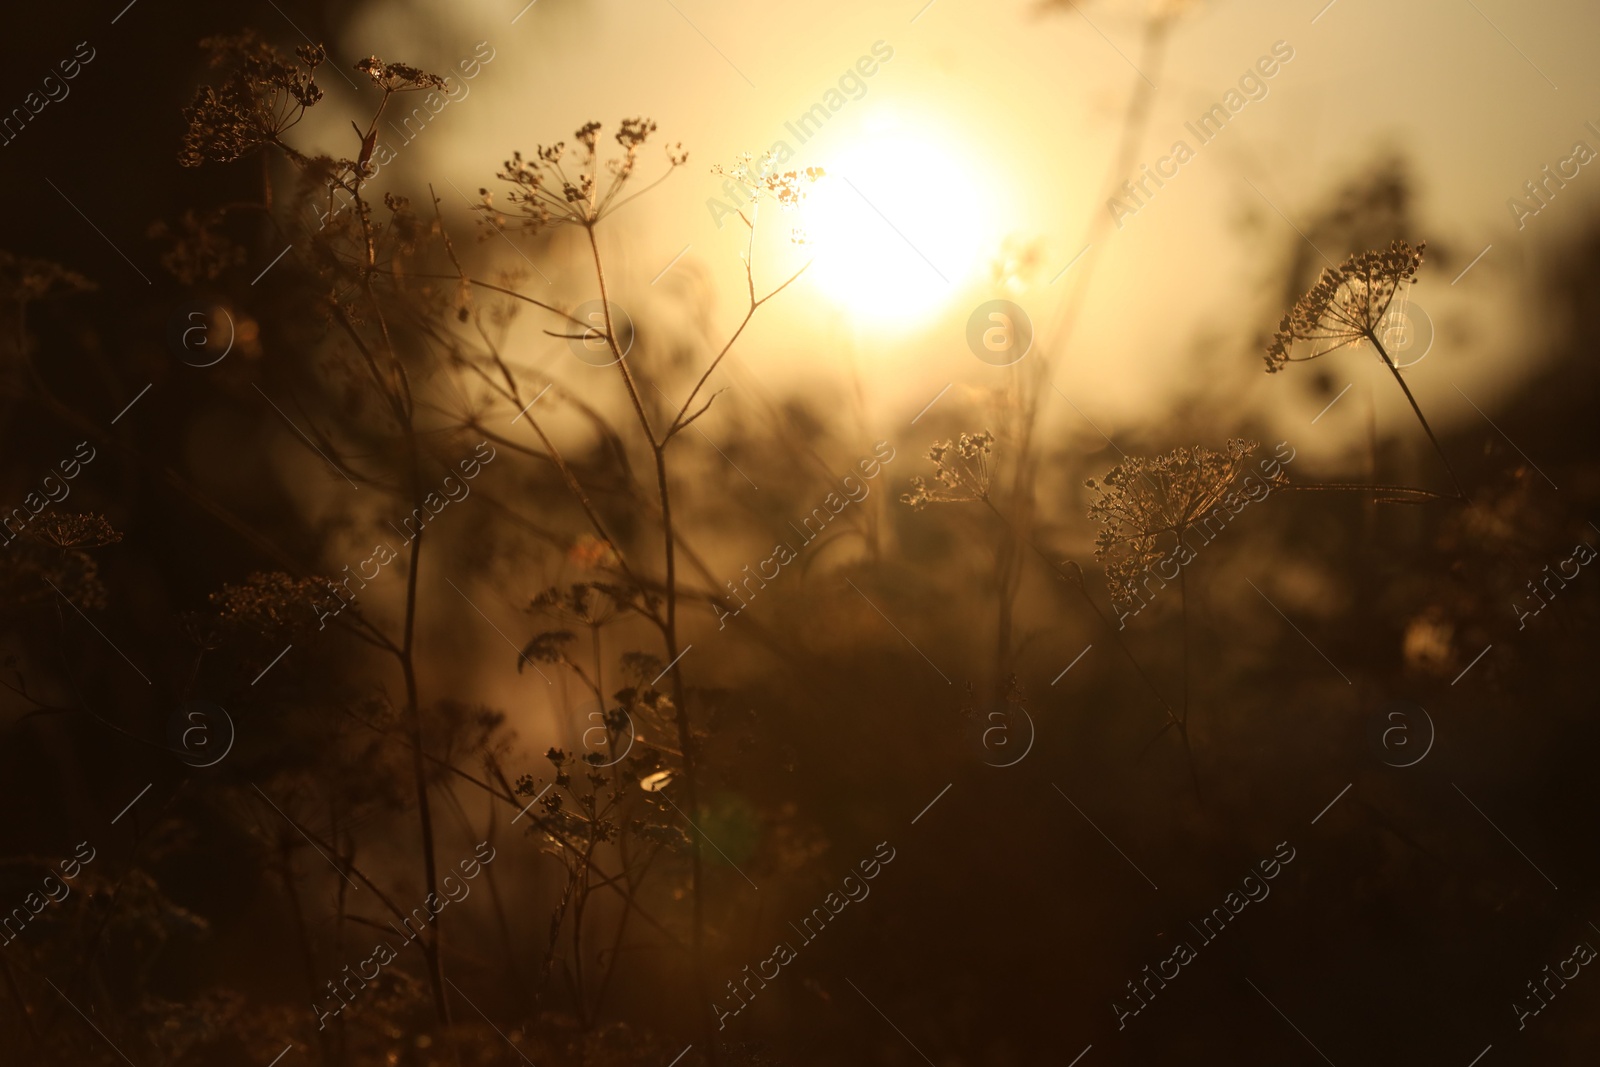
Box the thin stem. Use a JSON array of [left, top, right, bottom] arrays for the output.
[[1178, 564, 1189, 728], [582, 221, 712, 1058], [1276, 482, 1452, 502], [1366, 329, 1470, 503], [586, 224, 658, 446], [980, 498, 1179, 727]]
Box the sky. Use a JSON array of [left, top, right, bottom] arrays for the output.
[[271, 0, 1600, 463]]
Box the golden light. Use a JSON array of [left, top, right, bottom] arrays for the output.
[[801, 112, 997, 328]]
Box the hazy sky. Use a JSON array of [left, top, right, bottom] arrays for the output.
[[301, 0, 1600, 455]]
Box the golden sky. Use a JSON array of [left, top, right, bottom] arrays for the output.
[[298, 0, 1600, 450]]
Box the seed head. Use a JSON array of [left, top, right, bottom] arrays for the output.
[[1085, 439, 1261, 600], [30, 512, 122, 550], [902, 430, 996, 510], [0, 250, 95, 304], [353, 55, 446, 91], [179, 33, 326, 167], [485, 118, 684, 234], [1265, 240, 1425, 372]]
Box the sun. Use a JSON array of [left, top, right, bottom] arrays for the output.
[[800, 114, 996, 328]]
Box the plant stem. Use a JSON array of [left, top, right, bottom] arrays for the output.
[[1178, 564, 1189, 728], [583, 225, 712, 1060], [351, 178, 450, 1034], [1367, 330, 1470, 503]]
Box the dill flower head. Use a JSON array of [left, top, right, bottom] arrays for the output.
[[0, 251, 95, 305], [530, 582, 621, 629], [179, 33, 325, 167], [1085, 439, 1260, 600], [902, 430, 995, 510], [711, 152, 825, 211], [30, 512, 122, 550], [711, 152, 824, 242], [207, 571, 330, 642], [518, 629, 577, 671], [353, 56, 446, 91], [1265, 240, 1426, 372], [147, 210, 245, 285], [481, 117, 686, 233]]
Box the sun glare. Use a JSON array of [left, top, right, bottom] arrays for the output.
[[801, 115, 995, 328]]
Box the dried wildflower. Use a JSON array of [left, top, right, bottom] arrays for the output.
[[619, 651, 664, 687], [902, 430, 995, 510], [7, 546, 111, 610], [530, 582, 622, 629], [147, 210, 246, 285], [1264, 239, 1468, 500], [518, 629, 577, 671], [208, 571, 329, 641], [353, 56, 446, 91], [1085, 439, 1263, 601], [1265, 240, 1426, 372], [483, 118, 686, 234], [180, 33, 325, 167], [711, 152, 824, 242], [30, 512, 122, 550], [178, 609, 223, 650], [0, 250, 95, 304]]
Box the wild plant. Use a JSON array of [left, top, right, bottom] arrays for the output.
[[172, 27, 817, 1059], [1264, 240, 1469, 502]]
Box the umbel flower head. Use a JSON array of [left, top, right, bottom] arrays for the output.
[[711, 152, 824, 242], [1264, 240, 1425, 373], [1085, 439, 1261, 601], [479, 118, 687, 233], [30, 512, 122, 550], [353, 55, 446, 91], [0, 250, 95, 304], [902, 430, 995, 510], [179, 32, 325, 167], [530, 582, 622, 629]]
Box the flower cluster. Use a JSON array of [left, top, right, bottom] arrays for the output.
[[479, 118, 687, 233], [530, 582, 624, 629], [711, 152, 824, 241], [179, 33, 325, 167], [30, 512, 121, 550], [207, 571, 331, 642], [353, 55, 446, 91], [1264, 240, 1426, 372], [147, 210, 246, 285], [0, 250, 95, 304], [1085, 440, 1260, 600], [902, 430, 995, 510]]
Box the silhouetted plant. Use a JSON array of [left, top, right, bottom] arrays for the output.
[[1264, 240, 1469, 501]]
